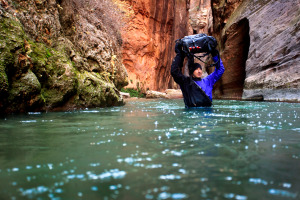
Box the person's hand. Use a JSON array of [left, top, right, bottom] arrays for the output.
[[211, 49, 219, 57], [207, 36, 217, 51], [175, 39, 183, 54], [187, 53, 194, 69]]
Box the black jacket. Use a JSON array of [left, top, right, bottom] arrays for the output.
[[171, 53, 225, 108]]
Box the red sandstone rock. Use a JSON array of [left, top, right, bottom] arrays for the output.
[[121, 0, 189, 92]]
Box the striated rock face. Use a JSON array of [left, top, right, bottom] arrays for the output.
[[242, 0, 299, 101], [120, 0, 189, 92], [120, 0, 212, 92], [188, 0, 213, 34], [212, 0, 300, 101], [0, 0, 128, 114]]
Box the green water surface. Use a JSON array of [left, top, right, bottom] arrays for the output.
[[0, 99, 299, 200]]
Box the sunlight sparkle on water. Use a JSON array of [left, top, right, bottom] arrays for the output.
[[0, 99, 299, 199]]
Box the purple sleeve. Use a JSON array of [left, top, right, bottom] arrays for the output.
[[208, 56, 225, 85]]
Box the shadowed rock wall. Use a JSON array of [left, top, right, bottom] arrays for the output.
[[212, 0, 300, 101], [0, 0, 128, 114], [213, 17, 250, 99]]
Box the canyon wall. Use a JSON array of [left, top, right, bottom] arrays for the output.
[[212, 0, 300, 101], [121, 0, 189, 92], [1, 0, 298, 114], [188, 0, 212, 34], [122, 0, 300, 102], [121, 0, 214, 92], [0, 0, 128, 114]]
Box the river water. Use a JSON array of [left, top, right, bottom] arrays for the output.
[[0, 99, 299, 200]]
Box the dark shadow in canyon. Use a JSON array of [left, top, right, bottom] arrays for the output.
[[213, 17, 250, 99]]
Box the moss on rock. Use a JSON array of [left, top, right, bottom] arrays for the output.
[[0, 1, 127, 114], [75, 71, 123, 108], [0, 11, 27, 112], [28, 40, 78, 108], [0, 65, 8, 96], [7, 70, 44, 113]]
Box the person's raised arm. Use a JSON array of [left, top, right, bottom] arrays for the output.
[[171, 40, 186, 85], [210, 49, 225, 84]]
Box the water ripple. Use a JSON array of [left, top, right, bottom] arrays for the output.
[[0, 99, 299, 199]]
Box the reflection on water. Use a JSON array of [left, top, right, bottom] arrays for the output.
[[0, 99, 299, 199]]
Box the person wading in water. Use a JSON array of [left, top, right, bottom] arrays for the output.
[[171, 35, 225, 108]]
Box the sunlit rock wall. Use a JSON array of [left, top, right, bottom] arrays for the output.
[[121, 0, 215, 92], [120, 0, 218, 92], [121, 0, 189, 92]]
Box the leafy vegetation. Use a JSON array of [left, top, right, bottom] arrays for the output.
[[121, 88, 145, 98], [45, 48, 52, 58]]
